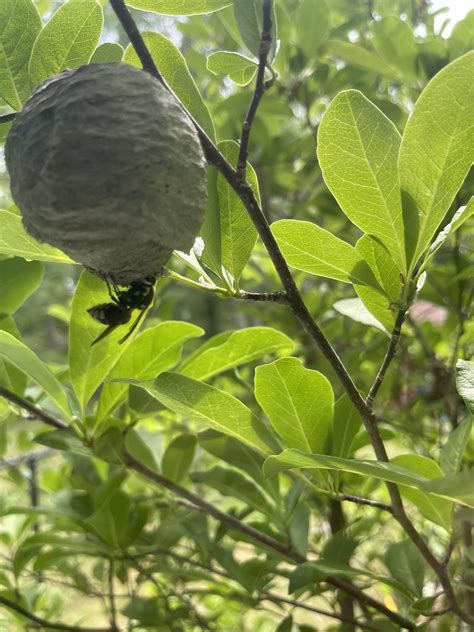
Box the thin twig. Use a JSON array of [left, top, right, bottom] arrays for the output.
[[339, 493, 393, 513], [0, 386, 68, 429], [0, 448, 54, 471], [0, 112, 15, 124], [108, 559, 118, 631], [366, 309, 406, 408], [0, 594, 113, 631], [236, 290, 289, 304], [236, 0, 274, 181]]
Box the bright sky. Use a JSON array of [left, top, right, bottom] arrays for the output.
[[431, 0, 473, 35]]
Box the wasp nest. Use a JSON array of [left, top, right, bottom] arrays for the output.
[[5, 63, 207, 285]]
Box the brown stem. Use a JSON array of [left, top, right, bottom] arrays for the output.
[[108, 559, 119, 631], [366, 309, 406, 408], [236, 290, 288, 304], [236, 0, 273, 181], [329, 499, 355, 631], [0, 385, 68, 429], [0, 594, 113, 631]]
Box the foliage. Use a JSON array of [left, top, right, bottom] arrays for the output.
[[0, 0, 473, 630]]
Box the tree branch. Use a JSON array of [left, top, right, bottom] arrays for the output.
[[0, 112, 15, 124], [366, 309, 406, 408], [0, 594, 113, 631], [236, 290, 289, 304], [0, 386, 68, 429], [236, 0, 274, 181], [0, 448, 54, 471]]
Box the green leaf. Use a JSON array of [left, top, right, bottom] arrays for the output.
[[356, 235, 402, 303], [323, 40, 395, 78], [385, 540, 425, 597], [295, 0, 328, 58], [89, 42, 123, 64], [180, 326, 293, 381], [318, 90, 406, 273], [421, 471, 474, 508], [372, 17, 417, 80], [29, 0, 103, 87], [448, 9, 474, 60], [124, 31, 215, 141], [333, 298, 388, 334], [125, 428, 162, 472], [35, 428, 91, 456], [69, 271, 135, 411], [0, 316, 27, 396], [234, 0, 277, 61], [0, 0, 41, 109], [0, 258, 43, 315], [399, 52, 474, 268], [207, 51, 257, 86], [97, 321, 203, 421], [0, 210, 75, 263], [255, 357, 333, 453], [86, 489, 131, 548], [330, 395, 362, 459], [0, 330, 70, 417], [263, 449, 474, 507], [215, 140, 259, 282], [198, 429, 269, 489], [190, 466, 271, 514], [125, 0, 232, 15], [456, 360, 474, 413], [423, 198, 474, 270], [440, 417, 472, 475], [162, 433, 196, 482], [271, 219, 381, 289], [126, 372, 272, 453], [392, 454, 452, 530]]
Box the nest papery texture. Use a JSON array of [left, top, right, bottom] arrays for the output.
[[6, 63, 207, 285]]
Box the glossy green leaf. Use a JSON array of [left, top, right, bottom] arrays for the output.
[[0, 210, 74, 263], [124, 31, 215, 141], [456, 360, 474, 413], [125, 0, 232, 15], [215, 140, 259, 282], [69, 271, 134, 411], [385, 540, 424, 597], [0, 0, 41, 110], [35, 428, 91, 456], [97, 321, 203, 421], [423, 198, 474, 270], [271, 219, 381, 290], [89, 42, 123, 64], [191, 466, 271, 513], [448, 9, 474, 60], [0, 330, 70, 417], [399, 52, 474, 268], [356, 235, 402, 303], [126, 372, 272, 453], [180, 326, 293, 381], [263, 449, 474, 507], [323, 40, 395, 77], [440, 417, 473, 476], [125, 428, 162, 472], [372, 17, 417, 80], [29, 0, 103, 87], [333, 297, 388, 333], [207, 51, 256, 86], [330, 395, 362, 459], [162, 433, 196, 482], [0, 316, 26, 396], [254, 357, 333, 453], [295, 0, 328, 58], [392, 454, 452, 530], [234, 0, 277, 61], [318, 90, 406, 273], [0, 258, 43, 315]]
